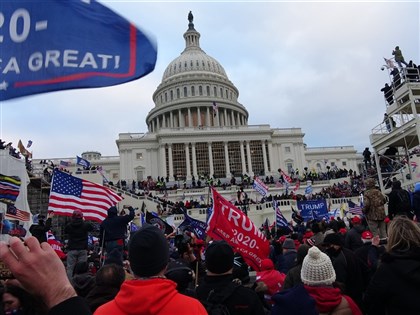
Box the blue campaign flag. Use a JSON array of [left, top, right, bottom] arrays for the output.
[[178, 212, 207, 240], [76, 156, 90, 169], [1, 0, 157, 101], [297, 199, 328, 222]]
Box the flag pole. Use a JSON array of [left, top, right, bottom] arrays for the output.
[[99, 229, 106, 267]]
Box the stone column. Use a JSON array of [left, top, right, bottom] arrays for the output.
[[188, 108, 192, 127], [262, 140, 268, 175], [178, 109, 182, 127], [224, 142, 230, 177], [160, 145, 166, 177], [267, 141, 273, 173], [185, 143, 191, 179], [170, 111, 174, 128], [206, 107, 211, 126], [240, 141, 246, 174], [246, 141, 253, 175], [192, 143, 197, 177], [168, 144, 174, 180], [197, 107, 202, 126], [208, 142, 214, 177]]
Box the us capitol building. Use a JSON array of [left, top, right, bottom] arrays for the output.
[[34, 13, 360, 185]]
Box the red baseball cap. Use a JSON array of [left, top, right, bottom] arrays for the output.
[[361, 230, 373, 240]]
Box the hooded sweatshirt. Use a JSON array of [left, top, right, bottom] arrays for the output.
[[94, 278, 207, 315], [305, 286, 362, 315], [256, 259, 286, 296]]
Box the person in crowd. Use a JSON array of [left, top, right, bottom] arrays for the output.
[[0, 236, 92, 315], [309, 221, 325, 246], [364, 216, 420, 315], [64, 210, 94, 280], [344, 216, 365, 251], [390, 67, 402, 88], [392, 46, 408, 68], [301, 246, 362, 314], [381, 83, 393, 106], [387, 180, 414, 219], [196, 240, 265, 315], [412, 181, 420, 221], [278, 238, 297, 274], [29, 213, 53, 243], [85, 263, 126, 313], [255, 258, 286, 306], [1, 283, 47, 315], [362, 147, 372, 169], [71, 262, 95, 298], [99, 206, 135, 264], [354, 231, 384, 292], [383, 113, 396, 133], [95, 224, 207, 315], [283, 243, 310, 290], [164, 260, 196, 297], [362, 178, 387, 240], [322, 233, 364, 308]]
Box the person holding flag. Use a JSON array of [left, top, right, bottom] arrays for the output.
[[99, 205, 135, 265]]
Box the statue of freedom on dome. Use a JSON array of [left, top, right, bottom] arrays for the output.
[[188, 11, 193, 23]]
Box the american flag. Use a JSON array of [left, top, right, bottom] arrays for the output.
[[280, 170, 292, 183], [274, 200, 290, 229], [48, 169, 123, 222], [5, 204, 30, 222], [212, 101, 218, 117], [348, 200, 363, 216]]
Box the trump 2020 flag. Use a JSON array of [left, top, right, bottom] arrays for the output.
[[76, 156, 91, 169], [207, 187, 269, 271], [178, 210, 207, 240], [48, 169, 123, 222], [1, 0, 157, 101]]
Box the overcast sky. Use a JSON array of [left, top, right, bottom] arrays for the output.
[[1, 1, 419, 159]]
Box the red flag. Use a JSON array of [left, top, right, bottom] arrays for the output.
[[207, 188, 269, 271], [293, 180, 300, 192], [280, 170, 292, 183]]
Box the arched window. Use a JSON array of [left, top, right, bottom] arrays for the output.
[[170, 90, 173, 101], [191, 86, 195, 96], [199, 86, 203, 96], [177, 88, 180, 98], [206, 86, 210, 95], [214, 86, 217, 97], [165, 92, 167, 102], [184, 87, 187, 97]]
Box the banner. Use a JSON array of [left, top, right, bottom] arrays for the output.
[[178, 210, 207, 240], [76, 156, 91, 169], [1, 0, 157, 101], [207, 188, 269, 271], [297, 199, 328, 222], [252, 177, 269, 196]]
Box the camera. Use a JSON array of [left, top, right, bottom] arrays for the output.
[[381, 66, 385, 71]]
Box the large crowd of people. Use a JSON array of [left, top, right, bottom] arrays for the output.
[[0, 175, 419, 315]]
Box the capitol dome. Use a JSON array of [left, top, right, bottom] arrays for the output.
[[146, 12, 248, 132]]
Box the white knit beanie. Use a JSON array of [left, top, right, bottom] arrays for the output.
[[300, 246, 336, 286]]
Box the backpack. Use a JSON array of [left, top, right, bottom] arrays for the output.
[[201, 282, 240, 315]]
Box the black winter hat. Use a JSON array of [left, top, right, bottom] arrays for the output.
[[205, 240, 234, 274], [128, 224, 169, 277]]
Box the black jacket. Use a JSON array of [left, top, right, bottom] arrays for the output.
[[65, 219, 93, 250], [344, 225, 364, 251], [85, 285, 121, 313], [100, 207, 135, 242], [364, 247, 420, 315], [29, 218, 52, 243], [195, 274, 265, 315], [49, 297, 92, 315], [387, 188, 412, 219]]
